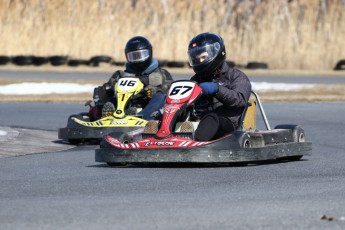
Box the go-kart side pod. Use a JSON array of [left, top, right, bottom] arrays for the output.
[[58, 115, 146, 144]]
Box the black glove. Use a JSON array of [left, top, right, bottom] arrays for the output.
[[92, 86, 108, 105], [144, 85, 158, 99], [103, 76, 118, 91], [85, 100, 95, 107]]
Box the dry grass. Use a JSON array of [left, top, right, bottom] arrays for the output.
[[260, 85, 345, 101], [0, 0, 344, 70]]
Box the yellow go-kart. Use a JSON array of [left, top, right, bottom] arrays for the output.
[[58, 77, 148, 144]]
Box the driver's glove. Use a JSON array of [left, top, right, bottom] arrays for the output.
[[199, 82, 219, 95], [85, 100, 96, 107], [144, 85, 158, 99], [103, 77, 118, 91]]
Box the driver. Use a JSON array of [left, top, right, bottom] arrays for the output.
[[88, 36, 173, 121], [185, 32, 252, 141]]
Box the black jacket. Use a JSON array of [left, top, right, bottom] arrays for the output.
[[191, 62, 252, 128], [104, 67, 173, 108]]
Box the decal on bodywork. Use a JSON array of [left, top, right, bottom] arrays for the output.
[[105, 136, 216, 149]]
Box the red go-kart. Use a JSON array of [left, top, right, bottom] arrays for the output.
[[95, 80, 312, 166]]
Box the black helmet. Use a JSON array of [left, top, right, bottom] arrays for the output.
[[188, 32, 226, 76], [125, 36, 153, 72]]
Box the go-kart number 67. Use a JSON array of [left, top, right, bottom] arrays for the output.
[[168, 82, 196, 100], [170, 86, 193, 96]]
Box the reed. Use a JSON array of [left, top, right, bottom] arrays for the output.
[[0, 0, 344, 70]]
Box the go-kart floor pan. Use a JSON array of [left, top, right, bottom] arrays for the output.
[[95, 142, 312, 164]]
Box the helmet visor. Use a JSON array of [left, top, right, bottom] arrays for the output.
[[188, 42, 221, 67], [126, 49, 150, 63]]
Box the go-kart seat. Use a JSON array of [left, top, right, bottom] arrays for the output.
[[237, 93, 257, 131]]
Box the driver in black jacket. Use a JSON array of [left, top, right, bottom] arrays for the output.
[[186, 32, 252, 141], [88, 36, 172, 121]]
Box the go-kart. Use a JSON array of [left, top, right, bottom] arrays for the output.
[[95, 80, 312, 165], [58, 77, 148, 144]]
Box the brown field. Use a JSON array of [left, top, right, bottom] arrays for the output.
[[0, 0, 344, 70]]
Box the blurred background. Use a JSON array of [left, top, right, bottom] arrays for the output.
[[0, 0, 344, 70]]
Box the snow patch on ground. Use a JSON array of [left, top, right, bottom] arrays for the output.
[[0, 130, 8, 136], [0, 82, 315, 95]]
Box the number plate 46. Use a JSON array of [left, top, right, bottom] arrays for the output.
[[116, 78, 143, 93]]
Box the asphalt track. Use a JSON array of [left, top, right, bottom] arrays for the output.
[[1, 71, 345, 229]]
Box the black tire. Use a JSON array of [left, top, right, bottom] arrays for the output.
[[158, 59, 168, 67], [90, 55, 113, 63], [49, 56, 68, 66], [12, 55, 34, 66], [67, 59, 90, 67], [68, 139, 83, 145], [166, 61, 186, 68], [283, 155, 303, 161], [246, 62, 268, 69], [89, 56, 113, 67], [226, 60, 236, 68], [0, 56, 11, 65], [107, 162, 127, 167], [112, 61, 126, 66], [334, 59, 345, 71], [32, 56, 49, 66], [275, 124, 305, 161], [274, 124, 306, 143]]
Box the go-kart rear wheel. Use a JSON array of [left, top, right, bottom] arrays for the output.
[[282, 155, 303, 161], [68, 139, 83, 145], [292, 126, 305, 143], [275, 125, 305, 161], [274, 124, 306, 143]]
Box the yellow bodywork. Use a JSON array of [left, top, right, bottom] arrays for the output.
[[114, 78, 144, 118], [72, 115, 147, 127], [73, 77, 147, 127]]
